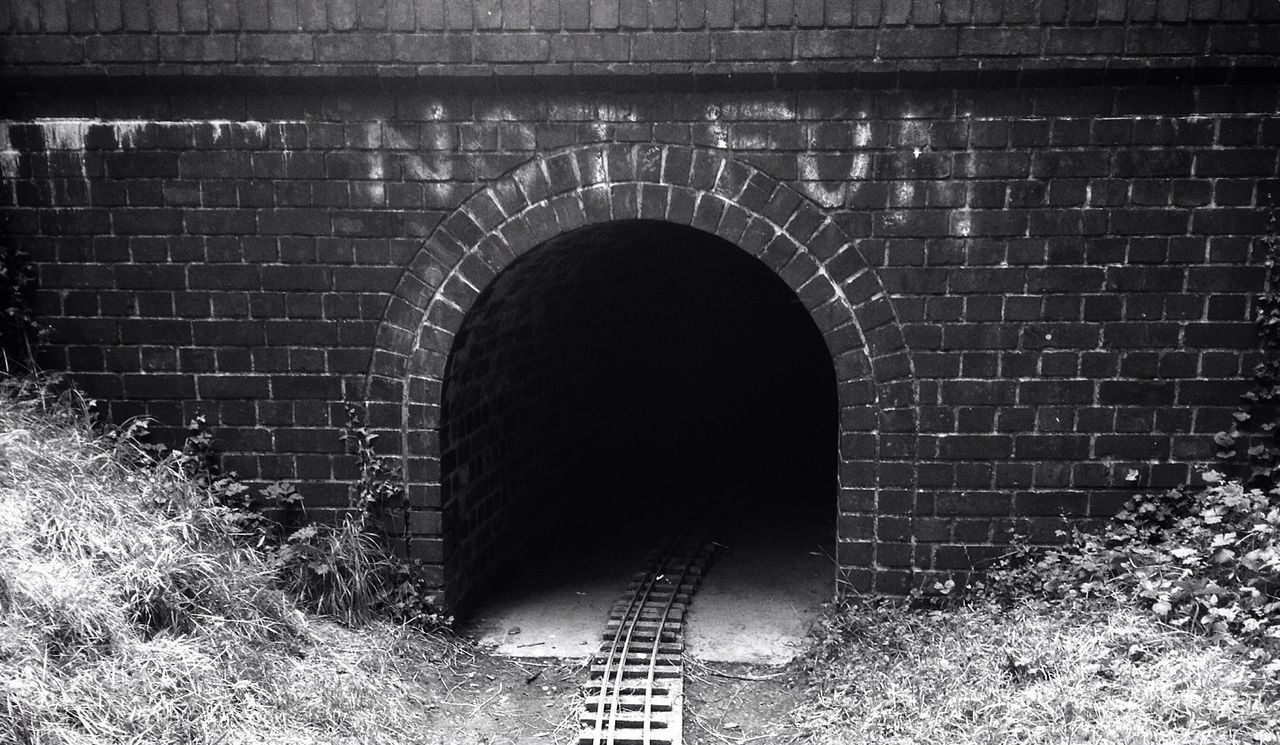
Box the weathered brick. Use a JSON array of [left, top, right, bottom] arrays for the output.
[[958, 27, 1039, 57], [475, 33, 549, 61], [713, 30, 791, 59], [632, 32, 710, 60]]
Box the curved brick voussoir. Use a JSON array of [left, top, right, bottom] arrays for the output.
[[371, 144, 912, 411], [362, 143, 918, 607]]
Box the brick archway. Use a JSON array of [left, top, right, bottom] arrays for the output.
[[368, 143, 919, 606]]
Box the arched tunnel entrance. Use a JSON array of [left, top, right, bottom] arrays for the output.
[[442, 219, 838, 660]]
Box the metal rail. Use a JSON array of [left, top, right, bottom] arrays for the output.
[[588, 537, 675, 744], [577, 535, 713, 745]]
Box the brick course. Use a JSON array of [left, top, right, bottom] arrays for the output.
[[2, 0, 1278, 84], [1, 7, 1277, 607]]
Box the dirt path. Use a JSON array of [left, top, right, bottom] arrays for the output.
[[682, 658, 810, 745], [427, 647, 810, 745], [424, 650, 585, 745]]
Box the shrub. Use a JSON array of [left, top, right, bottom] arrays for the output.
[[987, 472, 1280, 673], [269, 404, 450, 628]]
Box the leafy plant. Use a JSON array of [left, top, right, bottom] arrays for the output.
[[986, 472, 1280, 674], [1217, 212, 1280, 487], [105, 412, 273, 543], [80, 397, 449, 628], [339, 403, 408, 543], [269, 404, 449, 628]]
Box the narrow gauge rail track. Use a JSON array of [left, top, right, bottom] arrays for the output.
[[578, 535, 715, 745]]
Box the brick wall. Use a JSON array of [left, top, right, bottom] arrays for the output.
[[1, 6, 1278, 606], [3, 0, 1278, 84]]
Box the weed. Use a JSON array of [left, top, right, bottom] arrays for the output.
[[268, 404, 450, 628]]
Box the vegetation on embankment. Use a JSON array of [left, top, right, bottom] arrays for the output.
[[0, 375, 493, 744], [796, 595, 1277, 744]]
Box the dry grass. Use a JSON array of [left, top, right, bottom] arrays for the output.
[[795, 595, 1280, 744], [0, 376, 466, 744]]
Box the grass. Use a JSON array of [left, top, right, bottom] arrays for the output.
[[795, 594, 1280, 744], [0, 376, 466, 744]]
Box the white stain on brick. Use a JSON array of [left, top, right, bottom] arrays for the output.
[[798, 154, 843, 208], [952, 135, 977, 238], [382, 121, 414, 150], [585, 150, 607, 184], [36, 119, 89, 150], [244, 120, 266, 143], [112, 120, 148, 148], [708, 122, 729, 149], [14, 118, 307, 154], [420, 124, 455, 150], [424, 182, 456, 205], [35, 119, 90, 178], [411, 99, 448, 121], [730, 125, 768, 150], [903, 121, 929, 150], [477, 105, 515, 122], [403, 154, 453, 181], [851, 152, 870, 179], [208, 120, 230, 144], [895, 181, 916, 206], [275, 123, 292, 167], [0, 124, 18, 180], [845, 119, 872, 201], [853, 121, 873, 147], [356, 181, 385, 206], [596, 102, 638, 122], [365, 152, 385, 181], [731, 100, 795, 121]]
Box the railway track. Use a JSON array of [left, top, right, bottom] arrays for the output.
[[577, 535, 715, 745]]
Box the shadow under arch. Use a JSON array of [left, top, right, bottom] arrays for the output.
[[365, 143, 920, 611]]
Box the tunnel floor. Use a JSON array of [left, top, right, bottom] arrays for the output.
[[462, 514, 834, 664]]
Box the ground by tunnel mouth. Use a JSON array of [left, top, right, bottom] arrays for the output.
[[440, 219, 839, 617]]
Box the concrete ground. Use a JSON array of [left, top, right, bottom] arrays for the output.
[[684, 520, 835, 664], [463, 519, 834, 664], [463, 535, 653, 658]]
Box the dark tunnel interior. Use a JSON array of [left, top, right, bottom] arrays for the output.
[[440, 220, 838, 612]]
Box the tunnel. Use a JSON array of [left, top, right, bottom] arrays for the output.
[[440, 219, 838, 653]]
